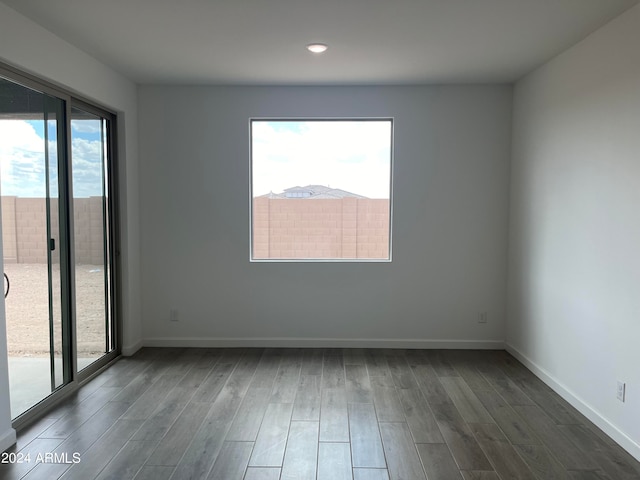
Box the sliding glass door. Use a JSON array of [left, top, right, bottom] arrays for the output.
[[0, 77, 71, 417], [70, 105, 116, 370], [0, 68, 119, 422]]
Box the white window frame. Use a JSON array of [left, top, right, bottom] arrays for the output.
[[249, 117, 394, 263]]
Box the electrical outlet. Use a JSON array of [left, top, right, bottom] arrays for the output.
[[617, 381, 626, 402], [170, 309, 179, 322], [478, 312, 488, 324]]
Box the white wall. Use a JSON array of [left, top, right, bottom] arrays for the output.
[[139, 85, 511, 348], [508, 4, 640, 459], [0, 3, 141, 450]]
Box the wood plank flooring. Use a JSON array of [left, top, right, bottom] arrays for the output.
[[2, 348, 639, 480]]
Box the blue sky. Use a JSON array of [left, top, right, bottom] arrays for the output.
[[252, 120, 392, 198], [0, 119, 104, 198]]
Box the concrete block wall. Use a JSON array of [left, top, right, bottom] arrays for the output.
[[74, 196, 105, 265], [356, 199, 390, 259], [14, 197, 50, 264], [1, 197, 17, 263], [1, 196, 104, 264], [253, 197, 390, 259]]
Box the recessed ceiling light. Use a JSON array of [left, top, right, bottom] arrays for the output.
[[306, 43, 328, 54]]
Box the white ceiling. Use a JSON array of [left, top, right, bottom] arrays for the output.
[[2, 0, 638, 85]]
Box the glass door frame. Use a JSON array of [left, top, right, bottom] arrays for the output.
[[70, 98, 121, 383], [0, 62, 122, 430], [44, 92, 73, 392]]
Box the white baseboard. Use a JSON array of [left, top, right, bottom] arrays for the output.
[[121, 340, 143, 357], [143, 337, 505, 350], [506, 343, 640, 462], [0, 427, 16, 453]]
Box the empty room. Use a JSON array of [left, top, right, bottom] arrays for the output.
[[0, 0, 639, 479]]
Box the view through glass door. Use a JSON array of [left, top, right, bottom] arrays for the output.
[[71, 105, 116, 371], [0, 72, 118, 420], [0, 77, 71, 418]]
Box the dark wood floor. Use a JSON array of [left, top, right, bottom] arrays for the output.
[[2, 348, 639, 480]]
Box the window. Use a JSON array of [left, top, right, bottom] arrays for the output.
[[250, 119, 393, 261]]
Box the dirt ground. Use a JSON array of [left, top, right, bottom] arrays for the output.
[[4, 263, 108, 357]]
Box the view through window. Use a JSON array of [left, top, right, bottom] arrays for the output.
[[251, 119, 393, 260]]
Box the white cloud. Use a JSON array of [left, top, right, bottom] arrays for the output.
[[71, 137, 104, 197], [71, 119, 101, 134], [1, 120, 104, 198], [252, 120, 392, 198], [0, 120, 48, 197], [0, 120, 45, 154]]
